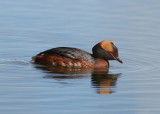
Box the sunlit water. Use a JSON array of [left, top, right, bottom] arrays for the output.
[[0, 0, 160, 114]]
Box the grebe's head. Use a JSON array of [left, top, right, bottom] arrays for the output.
[[92, 40, 123, 63]]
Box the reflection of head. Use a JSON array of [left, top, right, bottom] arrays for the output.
[[91, 72, 121, 95]]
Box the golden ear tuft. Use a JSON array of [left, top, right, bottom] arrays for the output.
[[99, 40, 115, 52]]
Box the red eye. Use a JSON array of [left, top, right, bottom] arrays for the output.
[[109, 52, 113, 55]]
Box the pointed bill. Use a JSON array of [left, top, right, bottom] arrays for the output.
[[110, 53, 123, 64]]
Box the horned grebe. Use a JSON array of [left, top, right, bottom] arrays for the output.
[[32, 40, 122, 68]]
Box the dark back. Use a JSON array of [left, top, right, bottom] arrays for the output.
[[38, 47, 95, 63]]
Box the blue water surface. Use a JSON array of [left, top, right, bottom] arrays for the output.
[[0, 0, 160, 114]]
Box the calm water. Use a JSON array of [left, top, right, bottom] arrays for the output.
[[0, 0, 160, 114]]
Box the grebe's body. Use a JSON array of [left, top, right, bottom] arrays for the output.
[[32, 40, 122, 68]]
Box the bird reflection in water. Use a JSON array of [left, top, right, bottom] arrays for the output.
[[91, 70, 120, 94], [34, 65, 120, 94]]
